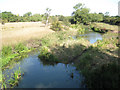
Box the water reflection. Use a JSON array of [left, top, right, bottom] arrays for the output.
[[2, 53, 85, 88], [74, 31, 103, 44], [40, 58, 58, 66]]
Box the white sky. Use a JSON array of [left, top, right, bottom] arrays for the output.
[[0, 0, 119, 16]]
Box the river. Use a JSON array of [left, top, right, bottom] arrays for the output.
[[2, 31, 103, 88]]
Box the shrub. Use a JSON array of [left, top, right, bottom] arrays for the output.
[[50, 21, 63, 31], [38, 46, 57, 62], [1, 20, 7, 25]]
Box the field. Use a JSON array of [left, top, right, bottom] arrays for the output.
[[1, 22, 54, 47]]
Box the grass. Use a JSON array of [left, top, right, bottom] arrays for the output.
[[38, 30, 79, 63], [8, 67, 23, 88], [38, 46, 58, 62], [1, 22, 54, 47], [1, 22, 119, 88], [1, 67, 24, 88], [1, 75, 6, 89], [1, 43, 31, 68], [74, 32, 119, 88], [38, 26, 119, 88], [91, 22, 118, 32], [0, 67, 2, 83]]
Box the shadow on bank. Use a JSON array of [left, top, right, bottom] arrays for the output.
[[38, 42, 120, 88]]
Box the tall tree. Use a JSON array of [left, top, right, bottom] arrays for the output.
[[72, 3, 90, 24], [45, 8, 51, 26], [23, 12, 32, 17]]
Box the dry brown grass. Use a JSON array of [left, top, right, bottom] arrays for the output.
[[1, 22, 54, 47]]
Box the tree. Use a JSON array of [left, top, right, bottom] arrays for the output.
[[23, 12, 32, 17], [73, 3, 85, 10], [72, 3, 90, 24], [105, 12, 109, 16], [45, 8, 51, 26], [1, 11, 20, 22], [89, 13, 103, 22]]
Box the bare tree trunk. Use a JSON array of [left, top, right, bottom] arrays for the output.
[[45, 8, 51, 27], [46, 15, 49, 26]]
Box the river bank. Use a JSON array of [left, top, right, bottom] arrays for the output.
[[38, 26, 119, 88], [1, 23, 119, 88]]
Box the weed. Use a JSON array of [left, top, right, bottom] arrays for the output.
[[8, 67, 23, 87], [14, 43, 28, 53], [1, 75, 7, 89], [2, 46, 12, 57]]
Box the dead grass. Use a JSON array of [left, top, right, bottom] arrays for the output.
[[1, 22, 45, 31], [1, 22, 54, 47]]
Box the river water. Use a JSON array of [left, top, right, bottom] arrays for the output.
[[2, 31, 102, 88], [2, 52, 85, 88], [73, 31, 103, 44]]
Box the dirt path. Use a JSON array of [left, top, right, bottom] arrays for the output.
[[1, 22, 54, 46]]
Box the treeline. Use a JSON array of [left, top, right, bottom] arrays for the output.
[[70, 3, 120, 25], [1, 11, 46, 24], [1, 3, 120, 26], [102, 16, 120, 25]]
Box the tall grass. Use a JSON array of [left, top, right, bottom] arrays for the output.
[[1, 43, 30, 68], [2, 46, 12, 57]]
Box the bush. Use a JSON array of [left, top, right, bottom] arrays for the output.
[[77, 28, 86, 34], [1, 20, 8, 25], [38, 46, 57, 62], [50, 21, 63, 31]]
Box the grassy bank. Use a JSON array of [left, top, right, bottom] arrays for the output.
[[38, 28, 119, 88], [0, 43, 32, 88], [74, 32, 119, 87], [1, 43, 32, 69], [90, 22, 118, 33], [1, 22, 119, 88]]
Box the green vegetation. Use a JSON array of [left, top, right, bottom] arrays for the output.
[[70, 3, 120, 26], [1, 2, 119, 88], [38, 46, 57, 62], [1, 67, 24, 89], [50, 21, 63, 31], [1, 3, 119, 26], [38, 26, 119, 88], [1, 43, 31, 68], [103, 15, 120, 25], [90, 26, 107, 33], [1, 75, 7, 89], [1, 11, 44, 24], [8, 67, 23, 88], [90, 22, 118, 32]]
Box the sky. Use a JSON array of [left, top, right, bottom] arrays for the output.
[[0, 0, 119, 16]]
